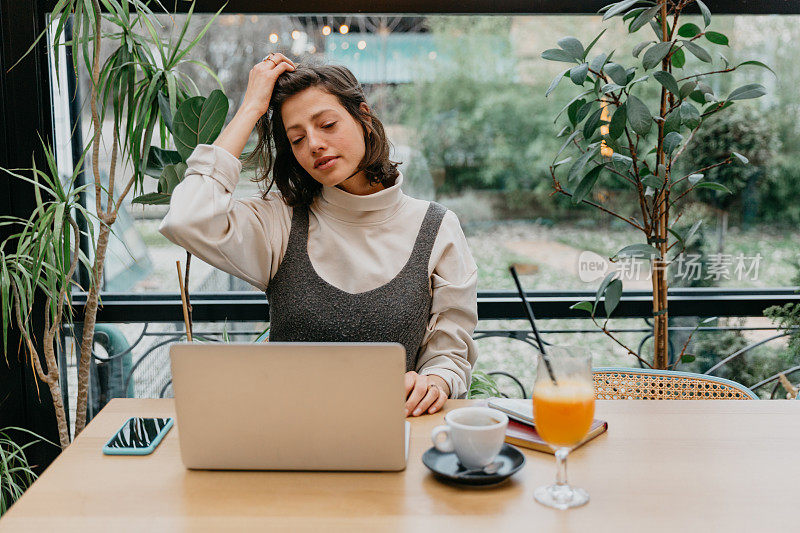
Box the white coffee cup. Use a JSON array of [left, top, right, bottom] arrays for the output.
[[430, 407, 509, 469]]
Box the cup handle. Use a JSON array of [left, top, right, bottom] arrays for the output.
[[431, 425, 454, 453]]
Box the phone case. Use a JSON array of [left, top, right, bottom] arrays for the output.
[[102, 417, 174, 456]]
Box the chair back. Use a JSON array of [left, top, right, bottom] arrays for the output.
[[593, 367, 758, 400]]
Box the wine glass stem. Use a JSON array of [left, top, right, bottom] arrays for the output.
[[555, 447, 570, 486]]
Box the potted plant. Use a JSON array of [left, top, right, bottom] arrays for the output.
[[1, 0, 223, 446], [543, 0, 772, 368]]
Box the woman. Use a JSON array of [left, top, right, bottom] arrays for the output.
[[159, 53, 478, 417]]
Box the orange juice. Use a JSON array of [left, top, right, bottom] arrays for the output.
[[532, 380, 595, 447]]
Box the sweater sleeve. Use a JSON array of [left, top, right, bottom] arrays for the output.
[[416, 209, 479, 399], [158, 144, 290, 291]]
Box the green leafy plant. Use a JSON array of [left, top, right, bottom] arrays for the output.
[[468, 370, 503, 399], [132, 89, 230, 335], [2, 0, 223, 442], [544, 0, 772, 368], [0, 426, 59, 516], [0, 144, 94, 447]]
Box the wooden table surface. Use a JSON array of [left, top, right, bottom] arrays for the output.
[[2, 398, 798, 532]]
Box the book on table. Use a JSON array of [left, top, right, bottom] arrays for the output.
[[487, 397, 608, 454]]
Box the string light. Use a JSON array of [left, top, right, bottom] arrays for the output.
[[600, 102, 614, 157], [357, 40, 366, 50], [322, 25, 331, 36], [339, 24, 349, 34], [269, 33, 279, 43], [291, 30, 301, 40]]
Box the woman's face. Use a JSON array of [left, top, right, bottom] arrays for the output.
[[281, 86, 369, 189]]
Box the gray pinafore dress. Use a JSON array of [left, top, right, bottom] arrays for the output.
[[266, 201, 447, 371]]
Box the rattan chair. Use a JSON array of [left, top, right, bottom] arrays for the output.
[[593, 367, 758, 400]]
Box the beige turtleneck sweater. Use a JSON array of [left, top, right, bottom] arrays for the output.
[[159, 144, 478, 398]]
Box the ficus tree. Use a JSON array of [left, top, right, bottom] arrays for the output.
[[543, 0, 773, 368], [2, 0, 222, 444]]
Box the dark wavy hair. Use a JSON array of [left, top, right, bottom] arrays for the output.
[[246, 63, 401, 206]]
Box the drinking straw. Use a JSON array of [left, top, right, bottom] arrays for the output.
[[509, 265, 557, 385], [176, 261, 193, 342]]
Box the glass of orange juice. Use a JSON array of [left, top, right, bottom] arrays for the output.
[[532, 346, 595, 510]]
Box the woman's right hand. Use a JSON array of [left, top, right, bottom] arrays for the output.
[[240, 53, 297, 118], [213, 53, 296, 159]]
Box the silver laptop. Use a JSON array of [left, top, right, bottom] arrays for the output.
[[169, 342, 409, 471]]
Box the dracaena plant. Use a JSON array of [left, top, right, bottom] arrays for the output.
[[3, 0, 223, 443], [543, 0, 773, 368]]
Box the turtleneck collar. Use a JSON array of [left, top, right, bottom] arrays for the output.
[[315, 172, 406, 224]]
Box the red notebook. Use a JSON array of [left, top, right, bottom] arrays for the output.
[[488, 398, 608, 454]]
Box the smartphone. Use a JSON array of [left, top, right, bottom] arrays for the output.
[[102, 417, 174, 456]]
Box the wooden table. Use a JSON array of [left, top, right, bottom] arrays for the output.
[[2, 399, 799, 531]]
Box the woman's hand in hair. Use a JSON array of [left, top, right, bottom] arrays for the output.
[[214, 53, 295, 159], [240, 53, 296, 119], [404, 371, 450, 417]]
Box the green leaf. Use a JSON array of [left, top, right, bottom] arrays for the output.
[[603, 0, 648, 20], [173, 90, 229, 160], [642, 41, 673, 70], [604, 278, 623, 317], [632, 40, 655, 58], [542, 48, 579, 63], [614, 243, 661, 259], [558, 37, 585, 61], [583, 29, 607, 59], [553, 157, 573, 168], [546, 67, 571, 97], [572, 165, 604, 205], [626, 94, 652, 135], [680, 101, 701, 128], [144, 146, 182, 178], [732, 151, 749, 164], [736, 60, 776, 77], [157, 162, 188, 195], [671, 47, 686, 68], [602, 83, 625, 94], [663, 131, 683, 156], [688, 173, 704, 185], [677, 23, 701, 38], [680, 354, 696, 363], [705, 31, 729, 45], [642, 174, 664, 188], [583, 107, 605, 139], [663, 109, 681, 135], [567, 98, 586, 126], [696, 0, 712, 27], [681, 40, 712, 63], [611, 153, 633, 167], [570, 300, 595, 313], [653, 70, 680, 96], [576, 101, 597, 124], [131, 192, 172, 205], [570, 63, 590, 85], [693, 182, 732, 193], [727, 84, 767, 101], [568, 146, 601, 183], [609, 103, 627, 139], [679, 81, 697, 99], [604, 62, 628, 86], [595, 271, 619, 312], [629, 4, 662, 33]]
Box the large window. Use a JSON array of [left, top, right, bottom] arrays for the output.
[[43, 11, 800, 424]]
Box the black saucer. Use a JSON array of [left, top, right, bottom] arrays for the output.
[[421, 443, 525, 486]]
